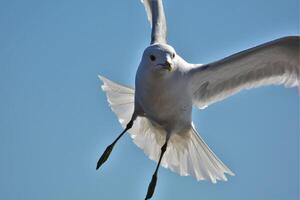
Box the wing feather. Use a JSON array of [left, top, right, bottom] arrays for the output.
[[141, 0, 167, 44], [189, 36, 300, 109]]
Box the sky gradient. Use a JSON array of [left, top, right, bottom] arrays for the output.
[[0, 0, 299, 200]]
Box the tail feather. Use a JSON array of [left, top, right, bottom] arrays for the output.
[[99, 75, 234, 183]]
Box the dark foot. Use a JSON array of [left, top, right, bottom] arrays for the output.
[[96, 143, 114, 170], [145, 173, 157, 200]]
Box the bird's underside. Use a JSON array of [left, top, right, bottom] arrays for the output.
[[99, 75, 235, 183], [96, 0, 300, 199]]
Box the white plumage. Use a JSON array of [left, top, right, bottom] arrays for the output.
[[99, 38, 299, 183], [100, 75, 235, 182], [97, 0, 299, 198], [190, 37, 300, 109]]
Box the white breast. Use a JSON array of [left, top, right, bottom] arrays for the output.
[[135, 66, 192, 132]]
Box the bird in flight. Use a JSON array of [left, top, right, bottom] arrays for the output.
[[96, 0, 299, 199]]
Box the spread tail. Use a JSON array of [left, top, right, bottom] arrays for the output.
[[99, 75, 234, 183]]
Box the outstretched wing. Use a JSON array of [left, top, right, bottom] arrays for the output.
[[188, 36, 300, 109], [99, 75, 234, 183], [141, 0, 167, 44]]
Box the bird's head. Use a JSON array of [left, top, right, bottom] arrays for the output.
[[141, 43, 177, 73]]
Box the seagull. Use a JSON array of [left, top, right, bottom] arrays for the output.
[[96, 0, 300, 199]]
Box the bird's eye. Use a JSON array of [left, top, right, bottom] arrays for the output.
[[150, 55, 156, 61], [172, 53, 175, 58]]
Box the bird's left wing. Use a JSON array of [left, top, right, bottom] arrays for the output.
[[188, 36, 300, 109], [141, 0, 167, 44]]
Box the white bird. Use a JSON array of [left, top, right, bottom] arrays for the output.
[[96, 0, 300, 199]]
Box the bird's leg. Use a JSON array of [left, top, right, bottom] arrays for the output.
[[96, 118, 135, 170], [145, 135, 170, 200]]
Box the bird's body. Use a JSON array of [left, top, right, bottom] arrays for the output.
[[135, 49, 192, 134], [97, 0, 300, 199]]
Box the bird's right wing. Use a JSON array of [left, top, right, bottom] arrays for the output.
[[141, 0, 167, 44], [188, 36, 300, 109]]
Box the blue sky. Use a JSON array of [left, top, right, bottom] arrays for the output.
[[0, 0, 299, 200]]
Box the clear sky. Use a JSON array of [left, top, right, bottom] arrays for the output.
[[0, 0, 299, 200]]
